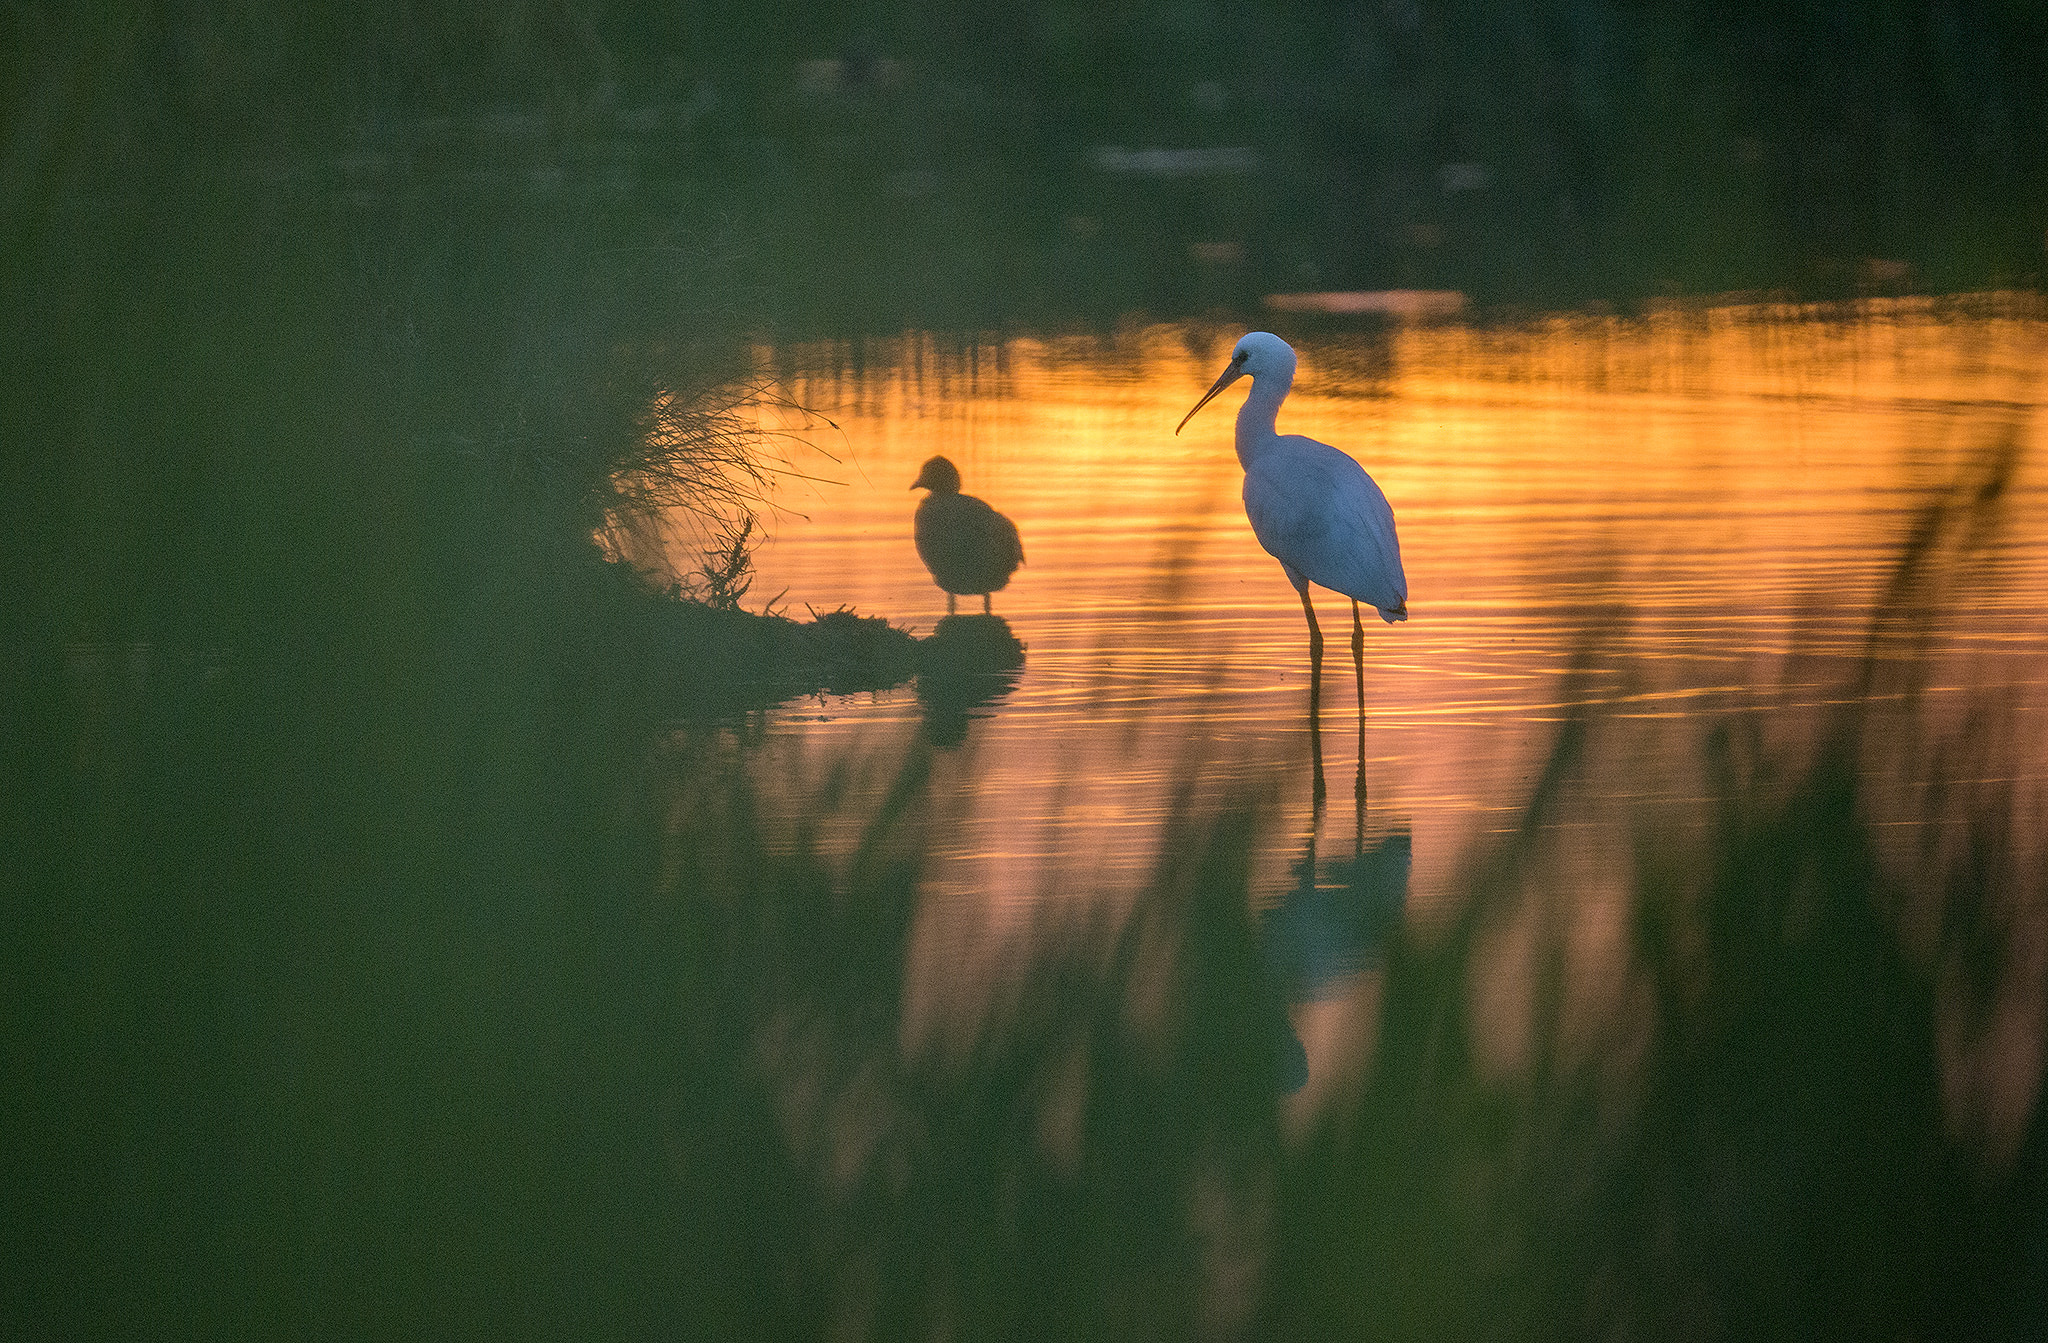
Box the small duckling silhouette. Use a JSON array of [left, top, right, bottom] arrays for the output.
[[910, 455, 1024, 615]]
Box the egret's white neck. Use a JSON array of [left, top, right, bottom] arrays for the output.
[[1234, 367, 1293, 469]]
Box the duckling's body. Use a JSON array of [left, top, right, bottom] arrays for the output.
[[911, 455, 1024, 615]]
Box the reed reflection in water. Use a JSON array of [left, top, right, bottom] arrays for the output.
[[653, 382, 2046, 1335]]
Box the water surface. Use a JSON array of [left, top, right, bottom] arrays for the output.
[[736, 309, 2046, 863], [679, 303, 2048, 1106]]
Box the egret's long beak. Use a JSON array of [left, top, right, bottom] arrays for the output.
[[1175, 360, 1245, 435]]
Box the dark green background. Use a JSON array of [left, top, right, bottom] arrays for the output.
[[5, 6, 2045, 1338]]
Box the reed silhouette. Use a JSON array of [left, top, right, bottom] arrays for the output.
[[648, 426, 2044, 1341], [13, 375, 2044, 1340]]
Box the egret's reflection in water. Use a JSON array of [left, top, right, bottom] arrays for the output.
[[1263, 805, 1412, 1094]]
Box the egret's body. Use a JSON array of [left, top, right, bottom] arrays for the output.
[[911, 455, 1024, 615], [1177, 333, 1406, 787], [1242, 436, 1407, 623]]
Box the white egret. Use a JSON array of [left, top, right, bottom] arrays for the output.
[[1176, 331, 1407, 728], [910, 455, 1025, 615]]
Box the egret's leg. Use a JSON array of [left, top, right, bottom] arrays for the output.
[[1307, 624, 1327, 805], [1299, 583, 1326, 803], [1351, 600, 1367, 802], [1298, 585, 1323, 666], [1350, 601, 1365, 714]]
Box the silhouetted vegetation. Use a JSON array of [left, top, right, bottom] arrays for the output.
[[9, 374, 2042, 1338], [6, 7, 2044, 1338], [649, 433, 2047, 1342]]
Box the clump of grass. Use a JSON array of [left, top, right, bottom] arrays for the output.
[[603, 380, 778, 546], [662, 514, 780, 616], [592, 365, 843, 621], [799, 606, 918, 695], [691, 515, 760, 612]]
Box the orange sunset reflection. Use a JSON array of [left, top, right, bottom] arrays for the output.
[[687, 301, 2047, 1126]]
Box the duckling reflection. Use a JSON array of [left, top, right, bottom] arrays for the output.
[[911, 455, 1025, 616], [1261, 808, 1412, 1093], [915, 614, 1026, 748]]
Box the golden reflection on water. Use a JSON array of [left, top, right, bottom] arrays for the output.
[[697, 300, 2047, 1119]]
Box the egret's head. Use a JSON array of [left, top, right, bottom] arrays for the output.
[[1233, 331, 1297, 380], [1175, 332, 1297, 435], [911, 455, 962, 493]]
